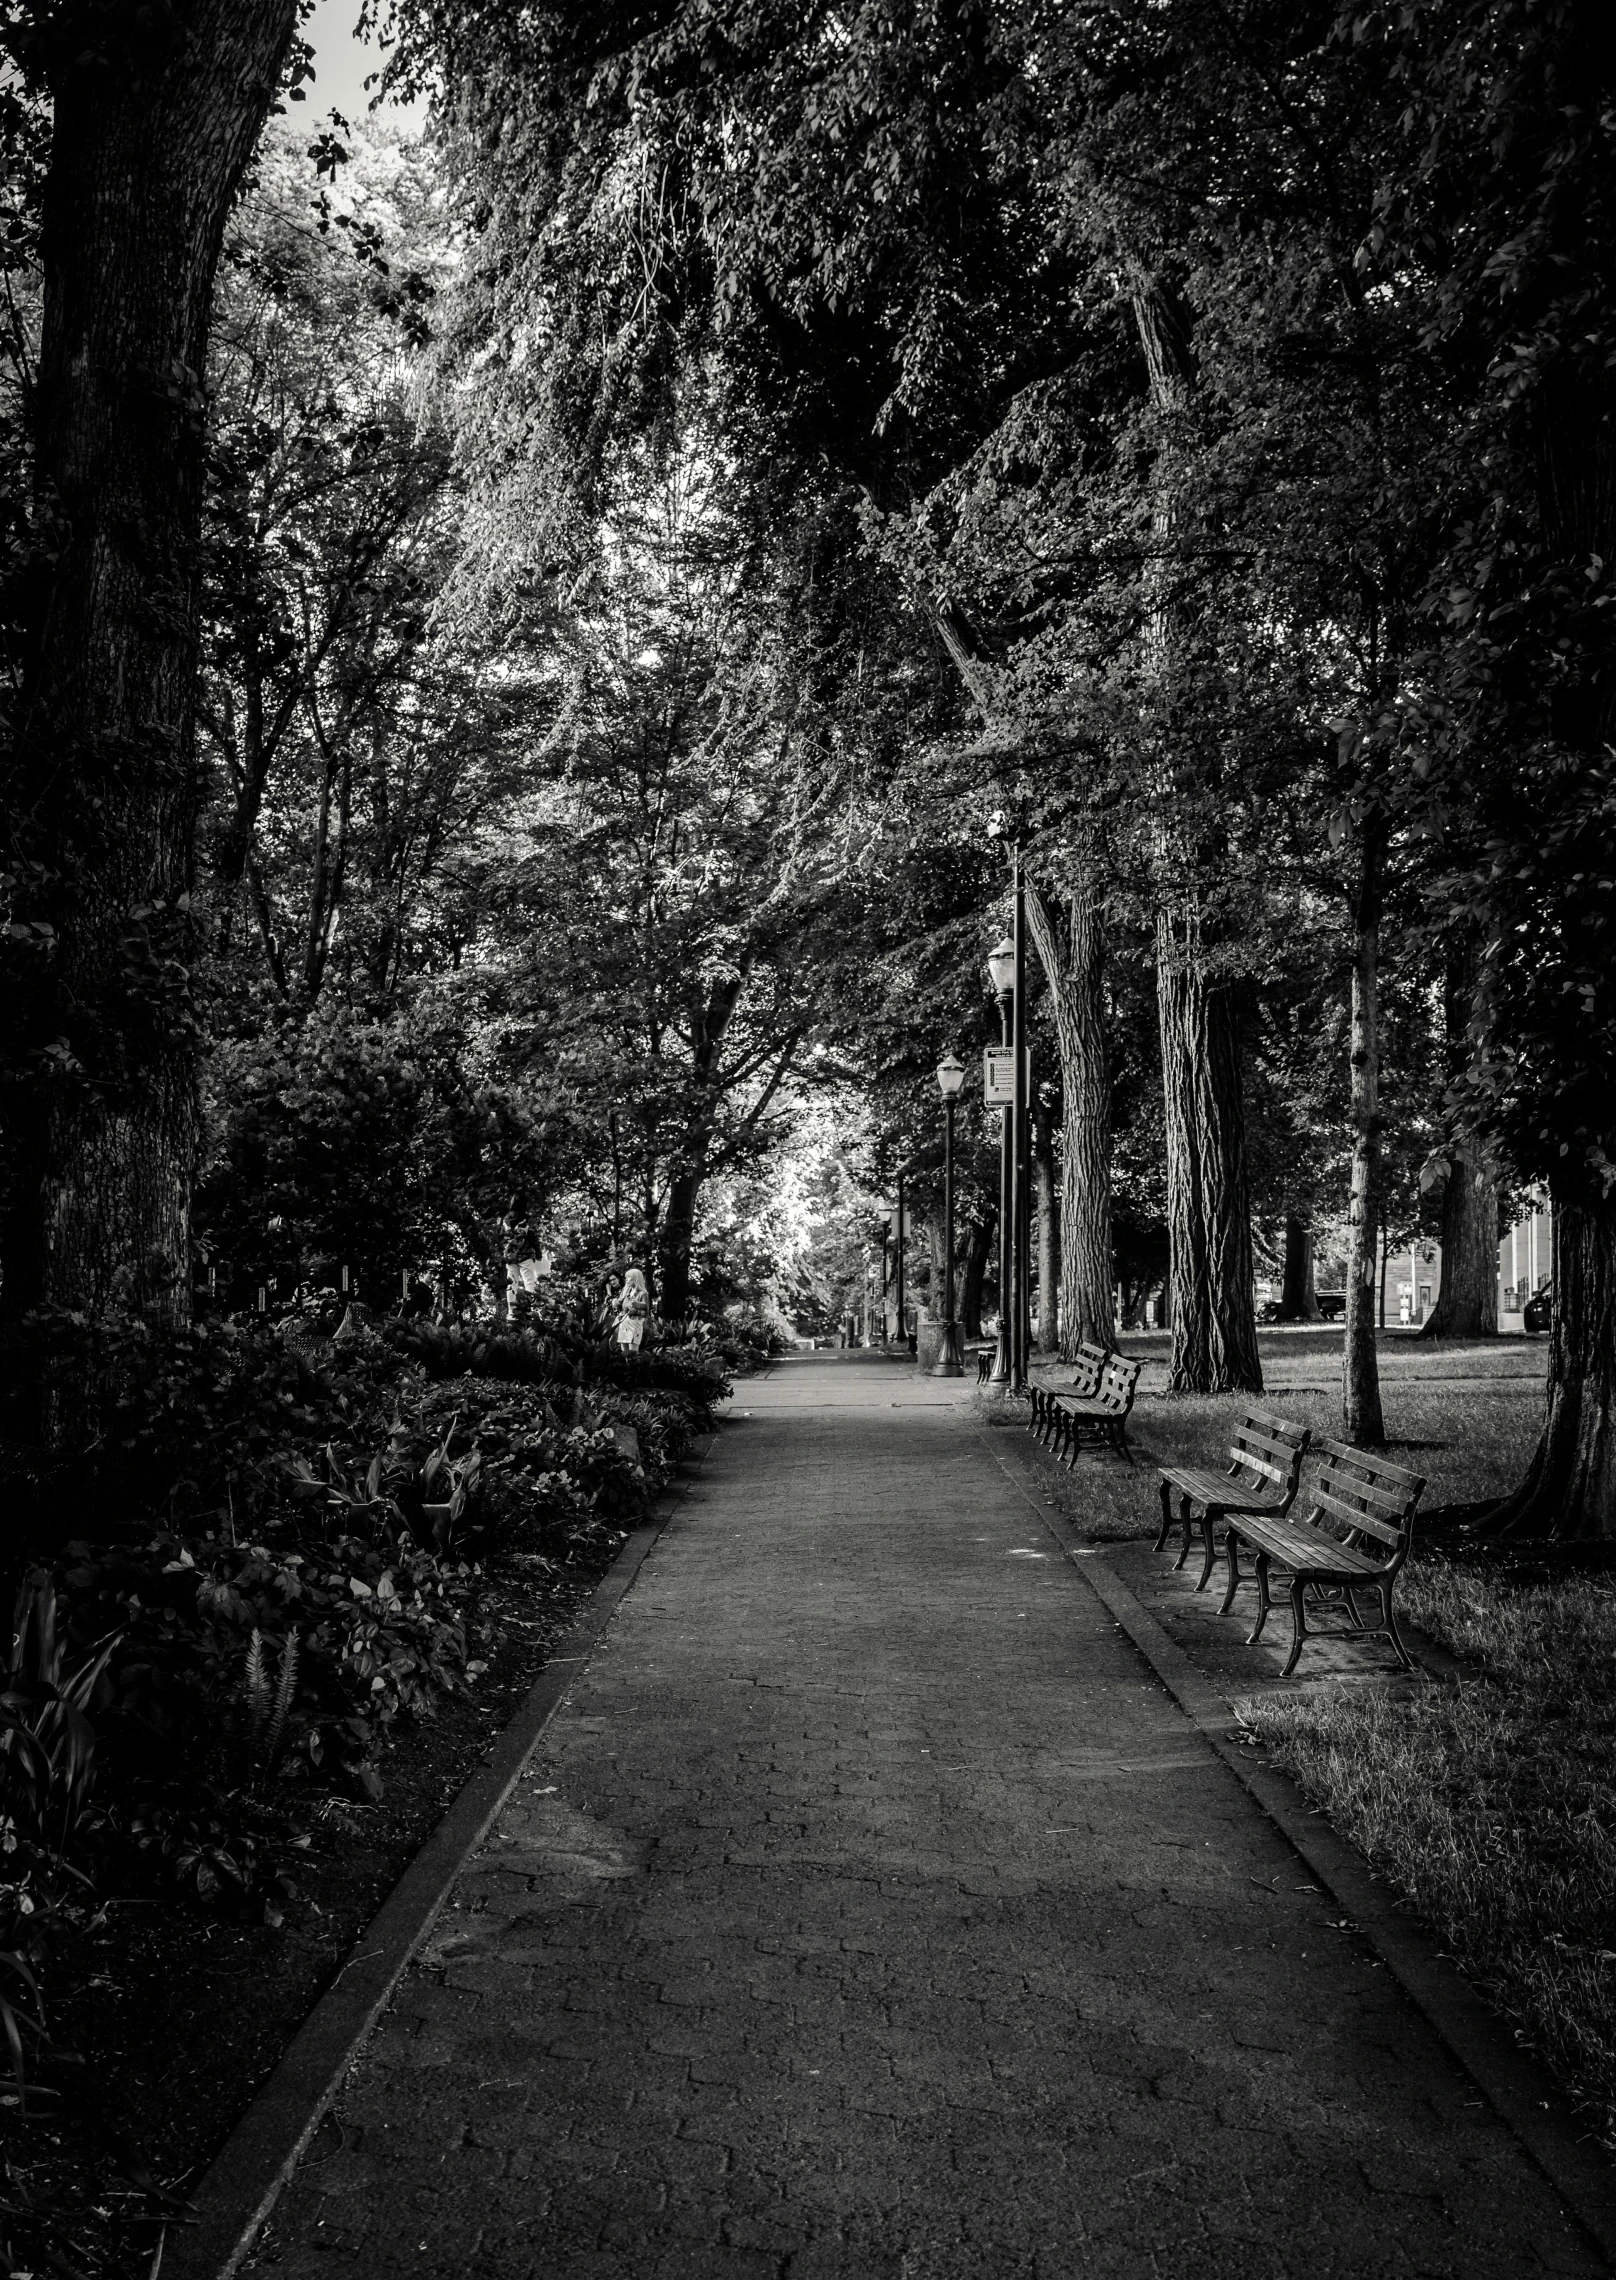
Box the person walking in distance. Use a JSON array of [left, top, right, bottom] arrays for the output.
[[616, 1264, 651, 1351]]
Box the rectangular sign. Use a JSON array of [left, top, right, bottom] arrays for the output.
[[984, 1047, 1015, 1106]]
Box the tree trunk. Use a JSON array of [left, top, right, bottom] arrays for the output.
[[1487, 1189, 1616, 1537], [1, 0, 300, 1326], [1419, 939, 1498, 1340], [1026, 877, 1112, 1354], [1033, 1129, 1059, 1352], [1156, 905, 1263, 1394], [1419, 1136, 1499, 1339], [1342, 815, 1387, 1445], [657, 1156, 706, 1322], [960, 1211, 994, 1339], [1279, 1217, 1318, 1320]]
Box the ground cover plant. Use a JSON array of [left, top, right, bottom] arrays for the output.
[[0, 1289, 731, 2276]]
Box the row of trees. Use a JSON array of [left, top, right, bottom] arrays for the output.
[[0, 0, 1610, 1535]]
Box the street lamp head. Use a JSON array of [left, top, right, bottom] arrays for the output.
[[986, 936, 1015, 999], [935, 1051, 966, 1099]]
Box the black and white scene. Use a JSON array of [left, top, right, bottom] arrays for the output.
[[1, 0, 1613, 2272]]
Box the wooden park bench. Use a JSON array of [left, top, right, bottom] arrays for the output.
[[1219, 1440, 1425, 1677], [1038, 1349, 1142, 1463], [1156, 1411, 1310, 1592], [1028, 1341, 1110, 1443]]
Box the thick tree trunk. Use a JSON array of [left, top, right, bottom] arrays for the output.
[[1279, 1217, 1318, 1320], [1487, 1189, 1616, 1538], [1026, 877, 1112, 1353], [960, 1212, 994, 1339], [657, 1156, 706, 1322], [1419, 1136, 1499, 1339], [1, 0, 300, 1325], [1419, 940, 1498, 1339], [1342, 816, 1386, 1444], [1033, 1129, 1059, 1352], [1156, 905, 1263, 1394]]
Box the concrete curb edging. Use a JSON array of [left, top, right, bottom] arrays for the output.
[[167, 1438, 715, 2280], [975, 1424, 1616, 2271]]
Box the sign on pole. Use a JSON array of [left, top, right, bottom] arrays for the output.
[[984, 1047, 1030, 1106]]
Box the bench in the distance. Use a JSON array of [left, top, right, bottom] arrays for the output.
[[1156, 1412, 1311, 1591], [1028, 1341, 1110, 1444], [1040, 1350, 1142, 1463], [1219, 1440, 1425, 1677]]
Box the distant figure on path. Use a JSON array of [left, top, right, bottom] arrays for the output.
[[616, 1264, 651, 1350]]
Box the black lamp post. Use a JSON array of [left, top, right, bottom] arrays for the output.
[[932, 1052, 967, 1377], [986, 934, 1015, 1383]]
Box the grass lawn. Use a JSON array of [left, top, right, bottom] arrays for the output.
[[997, 1328, 1616, 2145]]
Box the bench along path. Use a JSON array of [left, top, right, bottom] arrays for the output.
[[250, 1357, 1600, 2279]]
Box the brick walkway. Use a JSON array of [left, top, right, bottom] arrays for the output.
[[251, 1357, 1602, 2278]]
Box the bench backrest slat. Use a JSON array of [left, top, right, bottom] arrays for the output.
[[1066, 1339, 1110, 1398], [1229, 1446, 1295, 1489], [1317, 1439, 1427, 1493], [1097, 1353, 1141, 1413], [1225, 1411, 1309, 1500], [1309, 1484, 1406, 1549], [1303, 1439, 1426, 1564]]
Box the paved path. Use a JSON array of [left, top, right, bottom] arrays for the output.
[[252, 1357, 1601, 2278]]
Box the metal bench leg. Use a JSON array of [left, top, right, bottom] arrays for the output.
[[1247, 1552, 1273, 1645], [1380, 1586, 1414, 1672], [1155, 1479, 1174, 1552], [1281, 1575, 1309, 1676], [1172, 1494, 1193, 1569], [1195, 1506, 1222, 1591], [1219, 1531, 1243, 1615]]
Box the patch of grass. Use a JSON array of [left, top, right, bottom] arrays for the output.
[[1239, 1562, 1616, 2145]]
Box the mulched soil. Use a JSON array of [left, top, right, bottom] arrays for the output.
[[0, 1541, 625, 2280]]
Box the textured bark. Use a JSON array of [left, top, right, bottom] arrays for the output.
[[1342, 816, 1387, 1445], [1279, 1218, 1318, 1320], [2, 0, 300, 1324], [1131, 282, 1260, 1396], [1033, 1125, 1059, 1352], [1156, 905, 1263, 1394], [1419, 942, 1498, 1339], [960, 1212, 994, 1339], [1026, 878, 1112, 1354], [1487, 1190, 1616, 1538], [1420, 1137, 1499, 1339]]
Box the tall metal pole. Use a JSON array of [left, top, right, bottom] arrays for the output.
[[932, 1101, 964, 1376], [1011, 849, 1029, 1392], [990, 985, 1013, 1384], [896, 1170, 907, 1351]]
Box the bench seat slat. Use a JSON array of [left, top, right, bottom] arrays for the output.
[[1232, 1515, 1385, 1576], [1159, 1465, 1292, 1511]]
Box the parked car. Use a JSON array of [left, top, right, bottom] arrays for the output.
[[1523, 1285, 1553, 1334], [1315, 1292, 1346, 1321]]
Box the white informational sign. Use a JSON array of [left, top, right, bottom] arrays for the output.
[[984, 1047, 1030, 1106]]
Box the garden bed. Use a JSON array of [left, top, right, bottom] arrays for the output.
[[0, 1300, 739, 2278]]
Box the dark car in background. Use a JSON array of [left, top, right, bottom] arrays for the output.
[[1523, 1285, 1554, 1334]]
